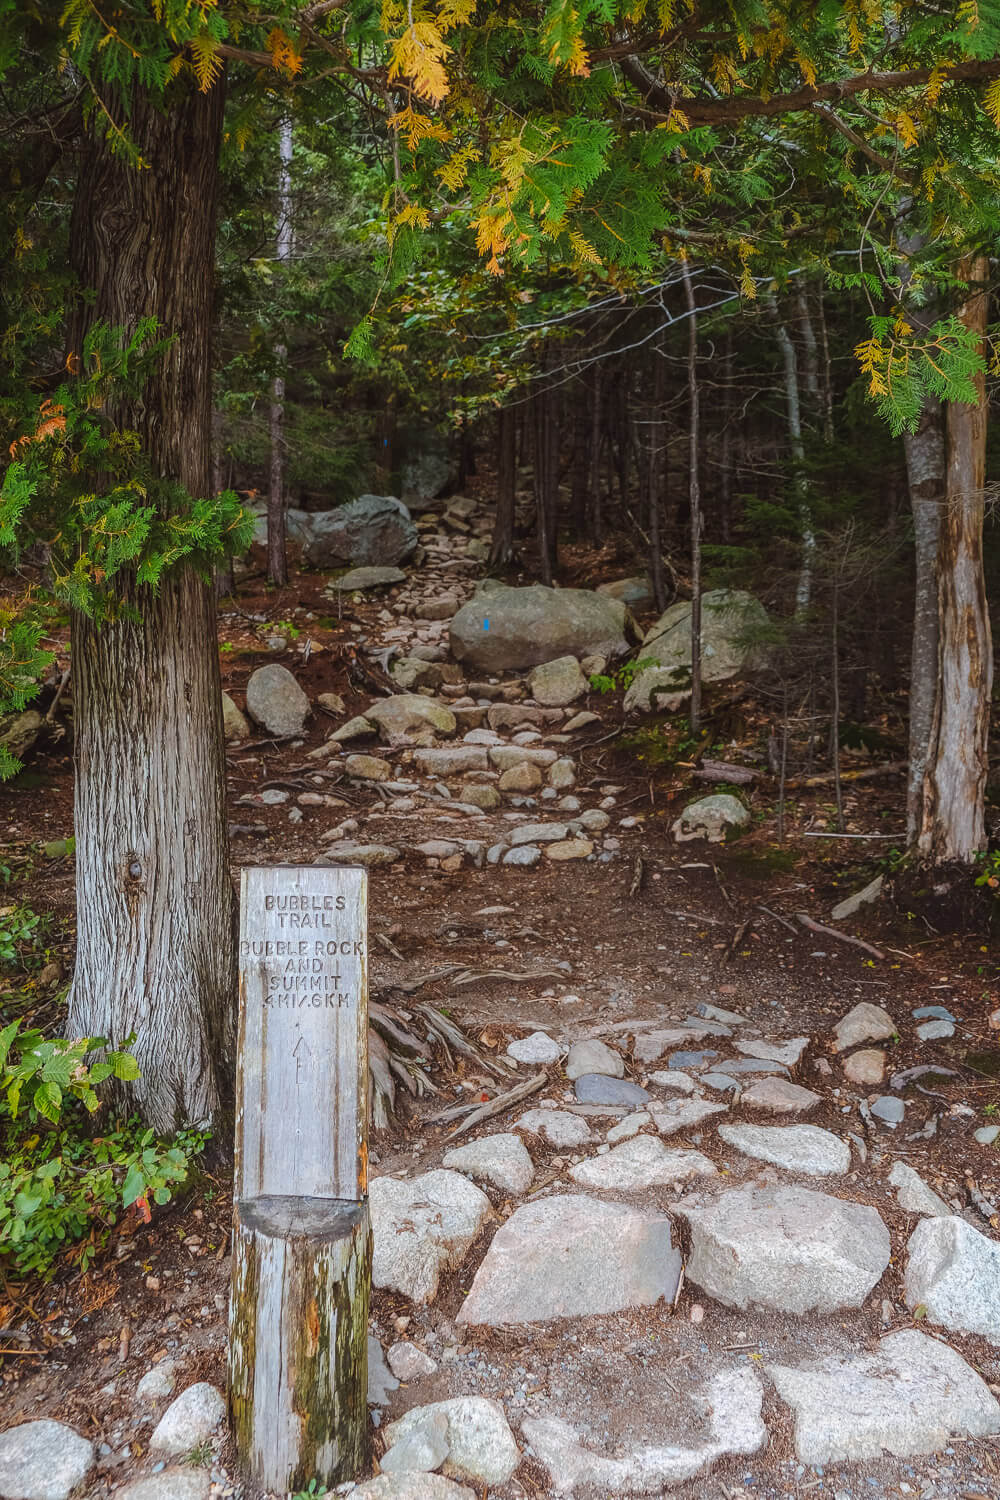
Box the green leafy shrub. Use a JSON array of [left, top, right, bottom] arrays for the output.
[[589, 656, 658, 694], [0, 1021, 206, 1278]]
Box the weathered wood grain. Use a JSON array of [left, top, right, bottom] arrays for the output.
[[235, 864, 368, 1202], [229, 1195, 371, 1492]]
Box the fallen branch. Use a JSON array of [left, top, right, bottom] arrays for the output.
[[755, 905, 798, 935], [794, 911, 884, 960], [785, 761, 905, 789], [690, 759, 757, 786], [441, 1072, 548, 1138]]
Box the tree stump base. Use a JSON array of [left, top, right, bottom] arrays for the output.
[[229, 1195, 371, 1493]]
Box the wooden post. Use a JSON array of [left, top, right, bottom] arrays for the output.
[[229, 865, 371, 1494]]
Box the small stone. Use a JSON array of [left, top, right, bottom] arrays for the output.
[[690, 1303, 705, 1323], [833, 1002, 896, 1052], [668, 1049, 719, 1070], [545, 838, 593, 861], [458, 782, 501, 811], [767, 1329, 1000, 1464], [566, 1039, 623, 1080], [830, 874, 884, 921], [514, 1110, 592, 1147], [888, 1162, 950, 1217], [569, 1135, 717, 1190], [387, 1341, 439, 1381], [740, 1078, 821, 1114], [547, 757, 576, 790], [672, 793, 750, 844], [326, 714, 377, 743], [317, 691, 347, 714], [528, 656, 587, 707], [329, 565, 408, 590], [383, 1398, 519, 1486], [259, 787, 289, 805], [414, 746, 489, 777], [149, 1382, 226, 1455], [380, 1410, 450, 1476], [345, 753, 392, 781], [904, 1215, 1000, 1343], [135, 1359, 177, 1402], [456, 1194, 681, 1326], [736, 1036, 809, 1067], [0, 1421, 93, 1500], [365, 695, 457, 744], [718, 1123, 850, 1176], [245, 662, 309, 737], [678, 1184, 890, 1313], [370, 1170, 492, 1304], [503, 845, 540, 868], [574, 1074, 651, 1107], [651, 1098, 728, 1135], [317, 842, 400, 867], [607, 1111, 650, 1143], [368, 1335, 399, 1407], [871, 1095, 905, 1127], [442, 1133, 534, 1194], [507, 1031, 562, 1065], [912, 1005, 956, 1022], [647, 1069, 697, 1095], [843, 1048, 886, 1085], [221, 691, 250, 743], [578, 808, 610, 832], [975, 1124, 1000, 1145], [510, 821, 569, 846], [498, 763, 543, 793], [916, 1018, 955, 1040], [563, 710, 600, 732], [701, 1072, 739, 1092], [489, 744, 558, 771]]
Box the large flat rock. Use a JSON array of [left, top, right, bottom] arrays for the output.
[[450, 585, 628, 672], [371, 1170, 492, 1304], [717, 1123, 850, 1176], [521, 1366, 765, 1496], [904, 1215, 1000, 1343], [767, 1329, 1000, 1464], [0, 1421, 93, 1500], [678, 1184, 890, 1313], [456, 1194, 680, 1326], [568, 1136, 717, 1190]]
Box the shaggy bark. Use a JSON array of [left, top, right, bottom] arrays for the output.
[[67, 77, 236, 1132]]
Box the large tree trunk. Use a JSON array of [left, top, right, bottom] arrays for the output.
[[916, 255, 992, 865], [67, 78, 236, 1133]]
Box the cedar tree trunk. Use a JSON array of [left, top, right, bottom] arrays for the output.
[[916, 256, 992, 864], [67, 77, 236, 1133]]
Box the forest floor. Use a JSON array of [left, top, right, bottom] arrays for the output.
[[2, 491, 1000, 1500]]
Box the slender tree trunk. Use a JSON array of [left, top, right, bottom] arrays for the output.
[[903, 399, 945, 843], [719, 329, 733, 544], [767, 293, 814, 614], [268, 115, 293, 587], [67, 77, 236, 1133], [589, 365, 603, 543], [647, 335, 667, 611], [917, 255, 992, 864], [682, 261, 702, 733], [491, 404, 516, 566], [532, 381, 552, 585]]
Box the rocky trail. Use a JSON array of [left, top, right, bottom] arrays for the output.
[[3, 492, 1000, 1500]]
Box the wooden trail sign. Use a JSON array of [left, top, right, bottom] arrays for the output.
[[229, 865, 371, 1494]]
